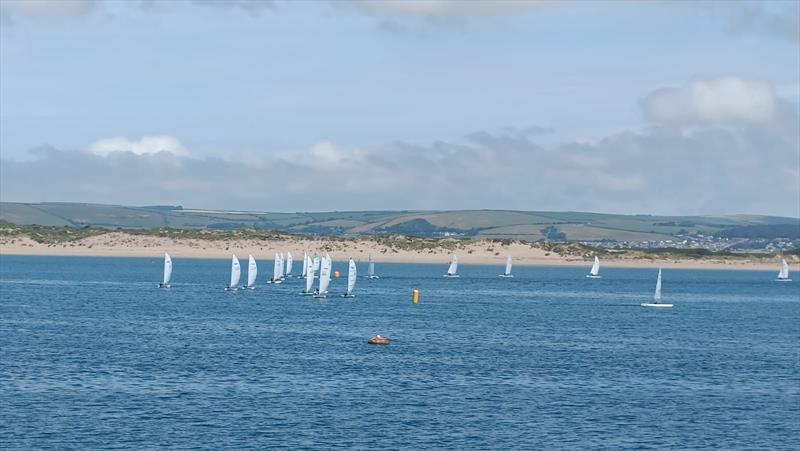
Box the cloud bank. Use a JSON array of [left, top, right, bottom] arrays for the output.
[[88, 135, 189, 157]]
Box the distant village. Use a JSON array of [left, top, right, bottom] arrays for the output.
[[580, 233, 796, 253]]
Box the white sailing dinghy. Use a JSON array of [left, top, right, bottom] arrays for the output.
[[299, 252, 308, 279], [226, 254, 241, 291], [301, 255, 315, 295], [285, 252, 293, 278], [267, 253, 283, 284], [776, 259, 792, 282], [499, 255, 513, 277], [366, 255, 379, 279], [444, 255, 459, 277], [586, 256, 601, 279], [314, 255, 332, 298], [641, 268, 672, 308], [159, 252, 172, 288], [244, 254, 257, 290], [342, 258, 357, 298]]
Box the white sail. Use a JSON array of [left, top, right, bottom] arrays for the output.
[[368, 255, 375, 277], [654, 268, 662, 302], [318, 256, 332, 294], [346, 258, 357, 295], [504, 255, 513, 276], [590, 256, 600, 277], [305, 257, 316, 293], [246, 254, 257, 288], [229, 254, 241, 289], [778, 259, 790, 280], [446, 255, 458, 276], [286, 252, 293, 277], [301, 252, 308, 278], [272, 253, 282, 282], [313, 256, 321, 272], [279, 253, 285, 278], [162, 252, 172, 286]]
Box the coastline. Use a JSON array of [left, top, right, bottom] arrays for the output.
[[1, 233, 790, 271]]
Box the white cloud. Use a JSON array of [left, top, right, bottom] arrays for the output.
[[88, 135, 189, 156], [642, 77, 780, 124]]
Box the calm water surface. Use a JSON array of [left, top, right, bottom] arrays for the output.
[[1, 255, 798, 449]]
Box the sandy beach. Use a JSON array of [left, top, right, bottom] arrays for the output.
[[0, 232, 791, 271]]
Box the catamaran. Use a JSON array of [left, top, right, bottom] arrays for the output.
[[267, 253, 283, 284], [285, 252, 293, 278], [366, 255, 379, 279], [586, 256, 601, 278], [444, 255, 459, 277], [159, 252, 172, 288], [342, 258, 357, 297], [641, 268, 672, 307], [314, 255, 332, 298], [776, 259, 792, 282], [244, 254, 257, 290], [225, 254, 241, 291], [301, 255, 315, 295], [499, 255, 513, 277]]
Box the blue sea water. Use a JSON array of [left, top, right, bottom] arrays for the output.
[[1, 255, 798, 449]]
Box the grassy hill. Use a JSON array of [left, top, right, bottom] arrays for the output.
[[1, 202, 797, 242]]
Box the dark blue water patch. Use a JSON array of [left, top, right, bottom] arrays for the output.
[[1, 255, 798, 449]]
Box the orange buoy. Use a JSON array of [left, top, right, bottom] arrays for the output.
[[368, 335, 391, 345], [334, 271, 341, 278]]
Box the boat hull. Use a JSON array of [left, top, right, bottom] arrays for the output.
[[225, 287, 238, 292], [366, 275, 380, 279], [641, 303, 673, 308], [586, 275, 601, 279], [498, 274, 514, 278], [299, 291, 314, 296], [775, 278, 792, 282], [341, 293, 355, 298], [158, 283, 171, 288], [443, 274, 460, 278]]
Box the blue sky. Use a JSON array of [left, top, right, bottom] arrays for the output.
[[1, 0, 798, 216]]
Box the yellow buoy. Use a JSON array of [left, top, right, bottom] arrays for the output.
[[412, 288, 420, 304]]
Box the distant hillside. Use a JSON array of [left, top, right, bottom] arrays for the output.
[[1, 202, 797, 243]]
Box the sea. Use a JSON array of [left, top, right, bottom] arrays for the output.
[[1, 255, 798, 449]]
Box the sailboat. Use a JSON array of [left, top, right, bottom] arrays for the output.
[[444, 255, 459, 277], [586, 256, 601, 279], [301, 255, 315, 295], [244, 254, 257, 290], [366, 255, 379, 279], [159, 252, 172, 288], [776, 259, 792, 282], [641, 268, 672, 307], [285, 252, 293, 278], [342, 258, 357, 297], [225, 254, 241, 291], [267, 253, 283, 284], [299, 252, 308, 279], [499, 255, 513, 277], [279, 253, 286, 280], [314, 255, 332, 298]]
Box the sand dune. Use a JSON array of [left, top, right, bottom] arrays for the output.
[[1, 232, 790, 271]]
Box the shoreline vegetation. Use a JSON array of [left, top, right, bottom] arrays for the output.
[[1, 223, 796, 271]]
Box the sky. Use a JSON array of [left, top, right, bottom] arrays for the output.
[[0, 0, 798, 217]]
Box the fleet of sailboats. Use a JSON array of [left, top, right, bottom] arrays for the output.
[[159, 252, 172, 288], [158, 251, 796, 309], [499, 255, 513, 277], [342, 258, 357, 297], [444, 255, 459, 277], [586, 256, 601, 278], [776, 259, 792, 282]]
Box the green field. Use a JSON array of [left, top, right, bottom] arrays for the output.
[[0, 202, 797, 242]]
